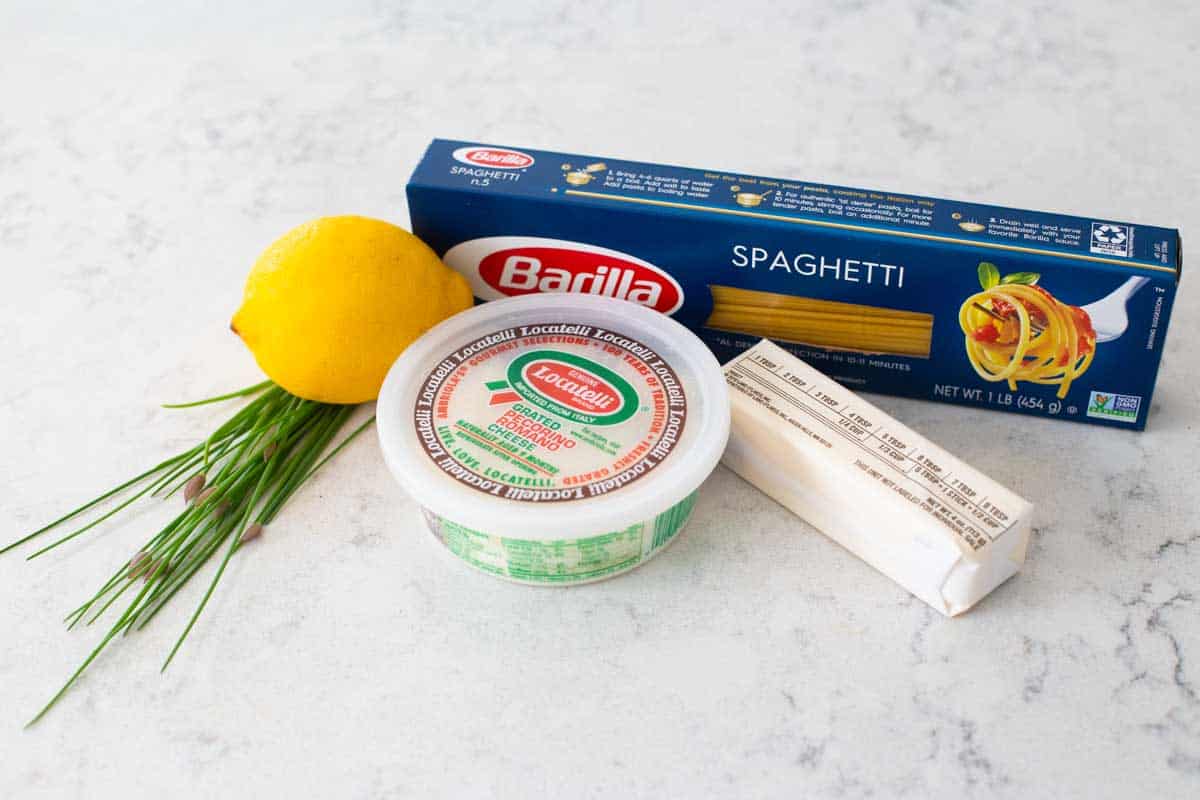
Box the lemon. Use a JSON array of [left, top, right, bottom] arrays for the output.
[[232, 216, 472, 404]]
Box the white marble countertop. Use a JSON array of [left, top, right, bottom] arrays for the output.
[[3, 2, 1198, 797]]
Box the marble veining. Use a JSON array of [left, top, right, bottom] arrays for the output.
[[2, 1, 1198, 798]]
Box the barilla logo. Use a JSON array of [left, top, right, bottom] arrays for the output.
[[442, 236, 685, 315], [1087, 390, 1140, 423], [505, 350, 638, 425], [451, 146, 535, 169]]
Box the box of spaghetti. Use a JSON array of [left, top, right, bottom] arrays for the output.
[[408, 139, 1182, 429]]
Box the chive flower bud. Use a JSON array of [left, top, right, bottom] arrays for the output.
[[127, 550, 151, 578], [142, 557, 168, 582], [183, 473, 207, 502]]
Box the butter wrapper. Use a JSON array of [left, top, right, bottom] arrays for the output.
[[723, 339, 1032, 616]]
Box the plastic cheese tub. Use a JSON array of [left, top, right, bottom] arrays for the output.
[[377, 294, 731, 585]]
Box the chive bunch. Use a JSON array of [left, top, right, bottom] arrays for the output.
[[2, 381, 373, 725]]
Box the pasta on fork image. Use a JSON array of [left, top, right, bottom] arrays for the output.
[[958, 263, 1096, 399]]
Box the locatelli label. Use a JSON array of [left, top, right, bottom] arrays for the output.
[[413, 323, 688, 502], [423, 492, 698, 583]]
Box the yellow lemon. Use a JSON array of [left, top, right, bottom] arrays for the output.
[[232, 216, 473, 403]]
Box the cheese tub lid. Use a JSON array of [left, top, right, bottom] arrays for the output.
[[377, 293, 730, 540]]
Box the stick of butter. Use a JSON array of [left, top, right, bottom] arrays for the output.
[[722, 340, 1032, 616]]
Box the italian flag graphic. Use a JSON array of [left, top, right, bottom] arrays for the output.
[[486, 380, 521, 406]]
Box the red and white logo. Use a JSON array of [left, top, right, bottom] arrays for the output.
[[442, 236, 684, 315], [451, 146, 535, 169], [523, 360, 620, 414]]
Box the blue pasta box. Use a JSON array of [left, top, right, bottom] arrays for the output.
[[406, 139, 1182, 430]]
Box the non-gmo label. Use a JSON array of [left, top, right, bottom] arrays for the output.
[[413, 323, 688, 502], [1086, 390, 1140, 423]]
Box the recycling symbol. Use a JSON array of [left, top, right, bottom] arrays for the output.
[[1093, 224, 1127, 244]]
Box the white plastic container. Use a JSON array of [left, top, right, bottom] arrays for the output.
[[377, 294, 730, 584]]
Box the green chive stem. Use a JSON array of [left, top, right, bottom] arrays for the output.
[[8, 381, 363, 723], [160, 379, 272, 409]]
